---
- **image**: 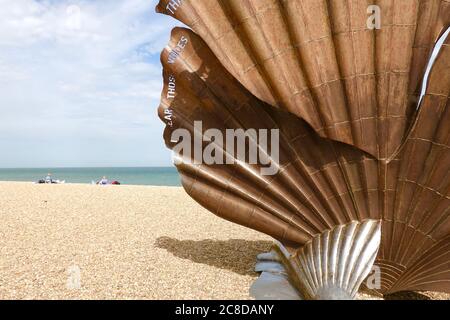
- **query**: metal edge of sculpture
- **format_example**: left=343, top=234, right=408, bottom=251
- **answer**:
left=155, top=1, right=450, bottom=299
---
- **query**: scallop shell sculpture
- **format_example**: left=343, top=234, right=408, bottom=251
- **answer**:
left=378, top=32, right=450, bottom=294
left=251, top=220, right=382, bottom=300
left=157, top=26, right=450, bottom=297
left=285, top=220, right=382, bottom=300
left=157, top=0, right=450, bottom=160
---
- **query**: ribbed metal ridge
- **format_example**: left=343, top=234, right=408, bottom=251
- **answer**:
left=156, top=20, right=450, bottom=294
left=156, top=0, right=450, bottom=160
left=287, top=220, right=381, bottom=299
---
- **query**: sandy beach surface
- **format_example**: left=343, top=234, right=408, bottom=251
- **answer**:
left=0, top=182, right=448, bottom=300
left=0, top=182, right=273, bottom=300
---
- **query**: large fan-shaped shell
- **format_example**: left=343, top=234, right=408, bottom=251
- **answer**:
left=157, top=27, right=450, bottom=294
left=377, top=33, right=450, bottom=293
left=156, top=0, right=450, bottom=160
left=159, top=27, right=382, bottom=247
left=251, top=220, right=381, bottom=300
left=284, top=220, right=381, bottom=300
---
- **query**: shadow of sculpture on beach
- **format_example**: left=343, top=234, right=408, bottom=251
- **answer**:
left=155, top=237, right=273, bottom=276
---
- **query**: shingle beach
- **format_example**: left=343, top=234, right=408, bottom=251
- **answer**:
left=0, top=182, right=447, bottom=300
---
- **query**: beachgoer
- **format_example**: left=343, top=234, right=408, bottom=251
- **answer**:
left=98, top=176, right=109, bottom=185
left=45, top=173, right=52, bottom=184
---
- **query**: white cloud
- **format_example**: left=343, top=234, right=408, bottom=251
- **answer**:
left=0, top=0, right=182, bottom=167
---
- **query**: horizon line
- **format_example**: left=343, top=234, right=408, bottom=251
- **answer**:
left=0, top=166, right=176, bottom=170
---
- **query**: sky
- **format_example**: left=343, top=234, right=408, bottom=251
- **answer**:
left=0, top=0, right=181, bottom=168
left=0, top=1, right=448, bottom=169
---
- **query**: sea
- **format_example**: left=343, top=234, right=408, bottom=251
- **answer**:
left=0, top=167, right=182, bottom=187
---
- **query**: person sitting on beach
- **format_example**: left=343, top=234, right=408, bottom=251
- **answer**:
left=98, top=176, right=109, bottom=185
left=45, top=173, right=53, bottom=184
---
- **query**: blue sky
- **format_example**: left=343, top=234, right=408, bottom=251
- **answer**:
left=1, top=1, right=448, bottom=169
left=0, top=0, right=181, bottom=168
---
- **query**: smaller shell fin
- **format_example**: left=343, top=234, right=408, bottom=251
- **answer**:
left=287, top=220, right=382, bottom=300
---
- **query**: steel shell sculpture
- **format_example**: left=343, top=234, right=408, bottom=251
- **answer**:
left=156, top=1, right=450, bottom=299
left=284, top=220, right=382, bottom=300
left=251, top=220, right=382, bottom=300
left=157, top=0, right=450, bottom=160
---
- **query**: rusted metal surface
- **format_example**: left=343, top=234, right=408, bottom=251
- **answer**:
left=157, top=26, right=450, bottom=295
left=159, top=0, right=450, bottom=293
left=376, top=32, right=450, bottom=294
left=156, top=0, right=450, bottom=161
left=158, top=27, right=383, bottom=248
